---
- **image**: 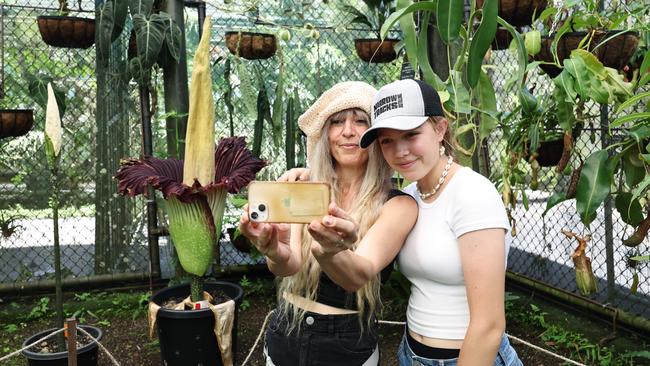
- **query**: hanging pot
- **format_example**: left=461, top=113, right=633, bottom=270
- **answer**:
left=535, top=30, right=639, bottom=78
left=531, top=138, right=564, bottom=167
left=150, top=281, right=244, bottom=366
left=37, top=15, right=95, bottom=49
left=225, top=31, right=277, bottom=60
left=476, top=0, right=547, bottom=27
left=22, top=325, right=102, bottom=366
left=354, top=39, right=399, bottom=63
left=0, top=109, right=34, bottom=139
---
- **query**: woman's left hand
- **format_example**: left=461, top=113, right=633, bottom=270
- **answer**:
left=307, top=203, right=358, bottom=257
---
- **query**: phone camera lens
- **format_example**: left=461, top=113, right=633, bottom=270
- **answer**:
left=258, top=204, right=266, bottom=212
left=251, top=212, right=259, bottom=220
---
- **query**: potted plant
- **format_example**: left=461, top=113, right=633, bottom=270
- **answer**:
left=225, top=31, right=278, bottom=60
left=37, top=0, right=96, bottom=49
left=340, top=0, right=400, bottom=63
left=533, top=0, right=643, bottom=77
left=21, top=84, right=102, bottom=365
left=115, top=18, right=265, bottom=366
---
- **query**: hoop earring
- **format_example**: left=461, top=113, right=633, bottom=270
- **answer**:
left=439, top=145, right=445, bottom=156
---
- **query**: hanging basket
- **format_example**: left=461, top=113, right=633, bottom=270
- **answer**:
left=37, top=15, right=95, bottom=49
left=532, top=138, right=564, bottom=167
left=354, top=39, right=399, bottom=63
left=476, top=0, right=547, bottom=27
left=0, top=109, right=34, bottom=139
left=225, top=31, right=277, bottom=60
left=535, top=31, right=639, bottom=78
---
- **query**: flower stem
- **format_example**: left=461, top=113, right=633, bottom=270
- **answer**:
left=190, top=275, right=204, bottom=302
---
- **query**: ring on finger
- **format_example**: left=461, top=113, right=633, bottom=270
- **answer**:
left=336, top=237, right=346, bottom=248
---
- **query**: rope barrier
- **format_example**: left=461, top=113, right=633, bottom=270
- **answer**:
left=0, top=326, right=122, bottom=366
left=241, top=310, right=274, bottom=366
left=0, top=327, right=66, bottom=362
left=506, top=334, right=587, bottom=366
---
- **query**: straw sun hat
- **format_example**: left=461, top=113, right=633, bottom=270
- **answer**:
left=298, top=81, right=377, bottom=164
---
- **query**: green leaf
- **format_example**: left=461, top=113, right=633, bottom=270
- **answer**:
left=111, top=0, right=129, bottom=41
left=417, top=11, right=446, bottom=91
left=543, top=192, right=568, bottom=216
left=271, top=49, right=285, bottom=148
left=614, top=192, right=643, bottom=226
left=616, top=91, right=650, bottom=113
left=133, top=14, right=166, bottom=70
left=628, top=125, right=650, bottom=145
left=96, top=1, right=115, bottom=63
left=631, top=174, right=650, bottom=202
left=396, top=0, right=419, bottom=73
left=611, top=112, right=650, bottom=129
left=26, top=73, right=66, bottom=118
left=563, top=54, right=609, bottom=104
left=638, top=49, right=650, bottom=87
left=380, top=1, right=437, bottom=40
left=128, top=0, right=153, bottom=16
left=477, top=70, right=498, bottom=142
left=437, top=0, right=464, bottom=44
left=553, top=86, right=575, bottom=133
left=630, top=255, right=650, bottom=262
left=576, top=150, right=613, bottom=227
left=447, top=70, right=471, bottom=114
left=237, top=60, right=258, bottom=120
left=128, top=56, right=148, bottom=86
left=467, top=0, right=497, bottom=88
left=157, top=12, right=182, bottom=62
left=622, top=146, right=645, bottom=188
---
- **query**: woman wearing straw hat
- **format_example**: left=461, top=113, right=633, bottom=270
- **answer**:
left=239, top=81, right=417, bottom=365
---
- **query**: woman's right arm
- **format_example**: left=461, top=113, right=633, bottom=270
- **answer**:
left=238, top=205, right=304, bottom=276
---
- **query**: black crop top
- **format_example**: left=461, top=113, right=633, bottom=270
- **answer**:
left=314, top=189, right=413, bottom=310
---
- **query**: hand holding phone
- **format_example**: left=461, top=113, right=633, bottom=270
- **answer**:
left=247, top=181, right=331, bottom=223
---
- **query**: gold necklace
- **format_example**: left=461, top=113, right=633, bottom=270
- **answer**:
left=417, top=155, right=453, bottom=200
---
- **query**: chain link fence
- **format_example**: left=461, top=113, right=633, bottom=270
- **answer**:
left=1, top=0, right=648, bottom=328
left=488, top=47, right=650, bottom=322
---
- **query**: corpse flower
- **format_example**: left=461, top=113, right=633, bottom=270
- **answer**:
left=115, top=16, right=265, bottom=301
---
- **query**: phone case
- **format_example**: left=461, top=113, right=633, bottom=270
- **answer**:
left=247, top=181, right=331, bottom=223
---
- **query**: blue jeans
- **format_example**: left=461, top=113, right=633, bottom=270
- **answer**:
left=397, top=331, right=523, bottom=366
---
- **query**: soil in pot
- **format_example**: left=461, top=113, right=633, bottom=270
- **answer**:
left=37, top=16, right=95, bottom=49
left=150, top=281, right=244, bottom=366
left=535, top=31, right=639, bottom=78
left=0, top=109, right=34, bottom=139
left=225, top=32, right=277, bottom=60
left=22, top=325, right=102, bottom=366
left=354, top=39, right=399, bottom=63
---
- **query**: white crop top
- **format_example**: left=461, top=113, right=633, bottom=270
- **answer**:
left=397, top=167, right=510, bottom=340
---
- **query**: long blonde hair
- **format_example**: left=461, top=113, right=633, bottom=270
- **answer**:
left=277, top=108, right=393, bottom=331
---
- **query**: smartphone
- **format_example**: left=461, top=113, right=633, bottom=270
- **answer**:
left=247, top=181, right=331, bottom=223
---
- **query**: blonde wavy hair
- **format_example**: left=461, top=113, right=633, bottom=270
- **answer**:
left=277, top=108, right=393, bottom=332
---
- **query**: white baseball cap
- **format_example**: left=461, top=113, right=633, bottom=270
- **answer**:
left=360, top=79, right=444, bottom=148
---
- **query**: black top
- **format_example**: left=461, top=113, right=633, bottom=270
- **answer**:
left=315, top=189, right=413, bottom=310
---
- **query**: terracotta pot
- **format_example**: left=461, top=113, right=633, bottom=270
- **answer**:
left=535, top=31, right=639, bottom=78
left=354, top=39, right=399, bottom=63
left=37, top=15, right=95, bottom=49
left=476, top=0, right=547, bottom=27
left=225, top=31, right=277, bottom=60
left=0, top=109, right=34, bottom=139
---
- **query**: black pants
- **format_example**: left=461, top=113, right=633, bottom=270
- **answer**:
left=264, top=309, right=378, bottom=366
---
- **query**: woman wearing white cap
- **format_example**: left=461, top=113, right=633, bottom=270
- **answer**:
left=356, top=79, right=522, bottom=365
left=239, top=81, right=417, bottom=365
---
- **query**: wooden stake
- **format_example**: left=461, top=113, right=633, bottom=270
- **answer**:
left=66, top=318, right=77, bottom=366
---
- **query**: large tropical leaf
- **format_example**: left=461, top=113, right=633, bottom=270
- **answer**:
left=466, top=0, right=497, bottom=87
left=396, top=0, right=419, bottom=74
left=576, top=150, right=614, bottom=226
left=133, top=14, right=166, bottom=70
left=622, top=145, right=645, bottom=188
left=157, top=12, right=182, bottom=62
left=543, top=191, right=568, bottom=216
left=96, top=1, right=115, bottom=63
left=128, top=0, right=153, bottom=16
left=563, top=53, right=609, bottom=104
left=437, top=0, right=464, bottom=44
left=447, top=70, right=471, bottom=114
left=417, top=11, right=446, bottom=91
left=111, top=0, right=129, bottom=41
left=380, top=1, right=437, bottom=40
left=26, top=73, right=66, bottom=118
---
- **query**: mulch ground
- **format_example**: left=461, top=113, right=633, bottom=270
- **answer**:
left=1, top=277, right=645, bottom=365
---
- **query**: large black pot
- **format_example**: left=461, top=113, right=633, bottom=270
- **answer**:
left=150, top=281, right=244, bottom=366
left=21, top=325, right=102, bottom=366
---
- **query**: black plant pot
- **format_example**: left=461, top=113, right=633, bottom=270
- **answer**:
left=22, top=325, right=102, bottom=366
left=150, top=281, right=244, bottom=366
